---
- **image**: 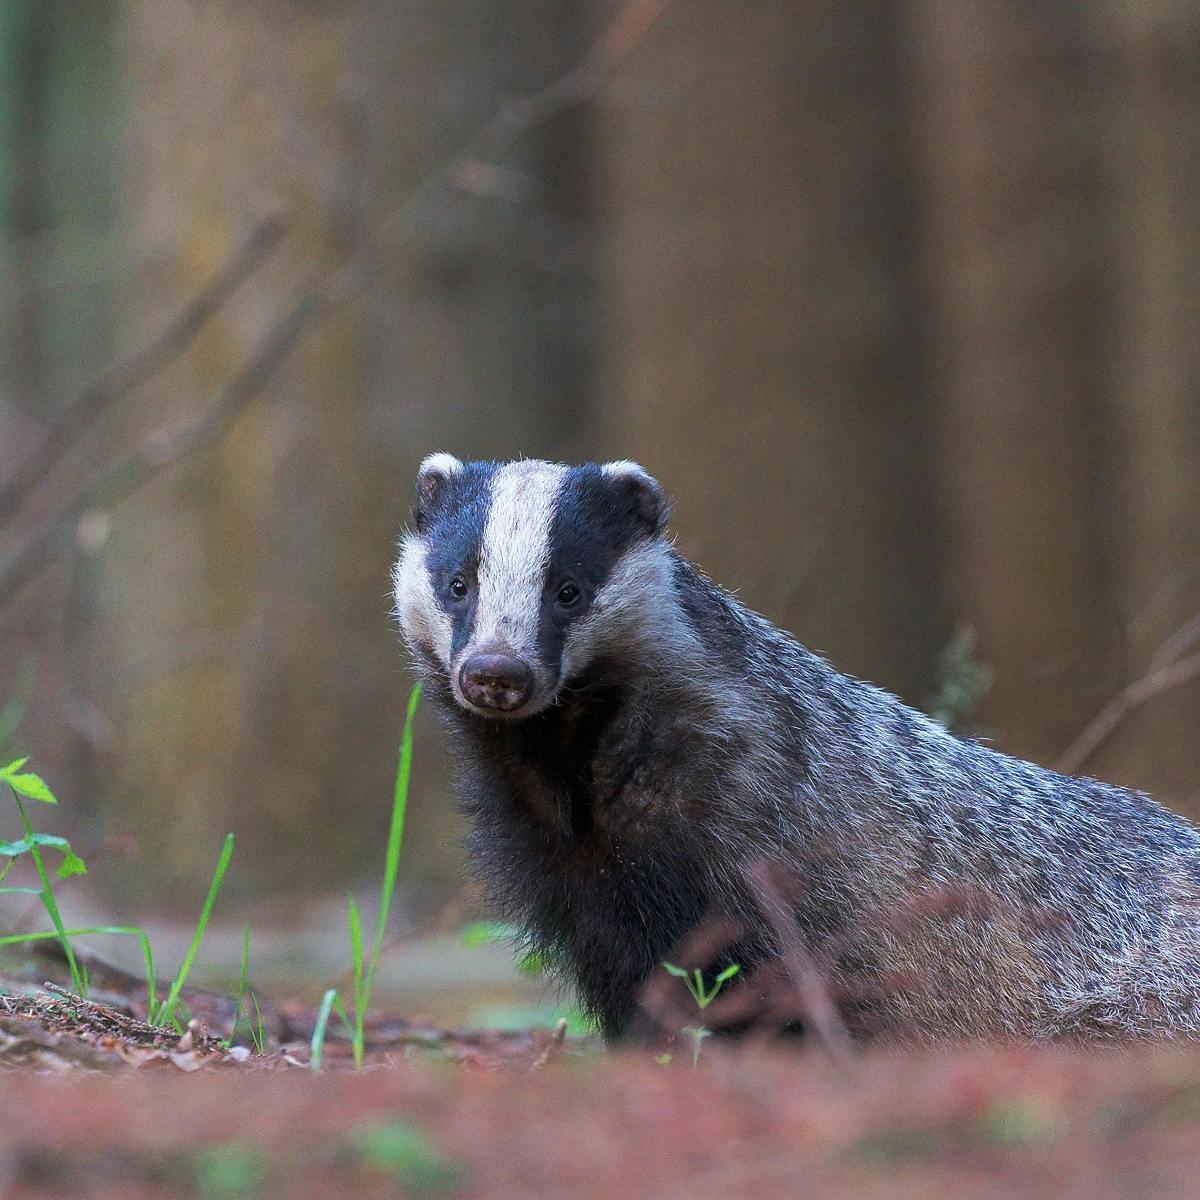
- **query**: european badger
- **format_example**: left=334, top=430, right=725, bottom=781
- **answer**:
left=394, top=453, right=1200, bottom=1042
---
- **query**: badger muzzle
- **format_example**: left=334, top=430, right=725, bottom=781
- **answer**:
left=457, top=651, right=536, bottom=715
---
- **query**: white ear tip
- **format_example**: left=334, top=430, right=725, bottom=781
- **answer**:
left=601, top=459, right=652, bottom=482
left=418, top=452, right=464, bottom=479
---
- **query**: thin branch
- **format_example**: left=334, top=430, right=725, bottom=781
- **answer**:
left=0, top=279, right=337, bottom=609
left=458, top=0, right=670, bottom=167
left=380, top=0, right=671, bottom=232
left=745, top=860, right=853, bottom=1060
left=1057, top=647, right=1200, bottom=777
left=0, top=214, right=287, bottom=526
left=529, top=1017, right=569, bottom=1071
left=0, top=0, right=669, bottom=606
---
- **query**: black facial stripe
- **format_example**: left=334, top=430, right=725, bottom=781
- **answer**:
left=537, top=466, right=650, bottom=676
left=422, top=461, right=498, bottom=660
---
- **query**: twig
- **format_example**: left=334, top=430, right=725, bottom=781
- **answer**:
left=745, top=860, right=853, bottom=1060
left=0, top=214, right=287, bottom=526
left=457, top=0, right=670, bottom=168
left=379, top=0, right=671, bottom=237
left=1056, top=648, right=1200, bottom=776
left=529, top=1017, right=569, bottom=1071
left=0, top=0, right=669, bottom=607
left=0, top=280, right=335, bottom=608
left=39, top=981, right=166, bottom=1043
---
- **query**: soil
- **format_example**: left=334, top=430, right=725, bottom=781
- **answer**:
left=3, top=971, right=1200, bottom=1199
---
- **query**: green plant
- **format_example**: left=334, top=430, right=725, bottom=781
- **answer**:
left=190, top=1140, right=271, bottom=1198
left=310, top=986, right=338, bottom=1070
left=157, top=832, right=234, bottom=1028
left=661, top=960, right=740, bottom=1066
left=1, top=755, right=234, bottom=1029
left=927, top=624, right=993, bottom=735
left=662, top=960, right=739, bottom=1009
left=316, top=682, right=421, bottom=1070
left=223, top=926, right=266, bottom=1053
left=349, top=1119, right=467, bottom=1193
left=1, top=757, right=89, bottom=994
left=0, top=924, right=157, bottom=1013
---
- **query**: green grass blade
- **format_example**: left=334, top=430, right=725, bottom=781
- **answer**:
left=332, top=992, right=353, bottom=1038
left=370, top=682, right=421, bottom=966
left=222, top=926, right=253, bottom=1048
left=251, top=991, right=265, bottom=1055
left=10, top=791, right=83, bottom=994
left=348, top=895, right=365, bottom=1067
left=157, top=832, right=234, bottom=1028
left=311, top=987, right=338, bottom=1071
left=0, top=925, right=157, bottom=1016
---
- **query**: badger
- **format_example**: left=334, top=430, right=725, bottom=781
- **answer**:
left=393, top=453, right=1200, bottom=1043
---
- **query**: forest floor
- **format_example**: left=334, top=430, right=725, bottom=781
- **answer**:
left=3, top=963, right=1200, bottom=1200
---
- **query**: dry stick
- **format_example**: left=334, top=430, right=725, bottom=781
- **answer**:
left=457, top=0, right=670, bottom=167
left=376, top=0, right=672, bottom=242
left=745, top=860, right=853, bottom=1061
left=529, top=1018, right=569, bottom=1071
left=0, top=283, right=334, bottom=610
left=39, top=981, right=173, bottom=1043
left=0, top=214, right=287, bottom=526
left=1056, top=648, right=1200, bottom=777
left=0, top=0, right=667, bottom=609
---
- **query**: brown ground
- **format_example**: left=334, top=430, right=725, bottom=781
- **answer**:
left=4, top=980, right=1200, bottom=1200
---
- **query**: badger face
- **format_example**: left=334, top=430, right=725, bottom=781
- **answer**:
left=393, top=454, right=672, bottom=720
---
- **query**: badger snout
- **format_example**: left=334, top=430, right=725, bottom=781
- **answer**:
left=458, top=653, right=535, bottom=714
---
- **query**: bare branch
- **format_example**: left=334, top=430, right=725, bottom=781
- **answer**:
left=1057, top=645, right=1200, bottom=776
left=0, top=0, right=670, bottom=607
left=0, top=281, right=334, bottom=609
left=745, top=860, right=853, bottom=1060
left=0, top=214, right=287, bottom=526
left=380, top=0, right=671, bottom=232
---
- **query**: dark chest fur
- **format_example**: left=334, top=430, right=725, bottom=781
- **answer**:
left=443, top=673, right=727, bottom=1036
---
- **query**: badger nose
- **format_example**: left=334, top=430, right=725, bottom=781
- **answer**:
left=459, top=653, right=535, bottom=713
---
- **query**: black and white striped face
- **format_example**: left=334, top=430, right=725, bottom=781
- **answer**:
left=393, top=455, right=672, bottom=719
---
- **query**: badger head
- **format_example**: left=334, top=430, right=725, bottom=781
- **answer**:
left=393, top=454, right=673, bottom=720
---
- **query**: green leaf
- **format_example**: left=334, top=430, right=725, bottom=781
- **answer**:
left=461, top=920, right=522, bottom=948
left=0, top=885, right=44, bottom=895
left=715, top=963, right=741, bottom=984
left=0, top=757, right=29, bottom=779
left=56, top=849, right=88, bottom=878
left=0, top=833, right=70, bottom=857
left=5, top=772, right=56, bottom=804
left=661, top=961, right=689, bottom=978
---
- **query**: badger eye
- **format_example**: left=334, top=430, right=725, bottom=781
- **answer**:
left=448, top=576, right=469, bottom=600
left=556, top=581, right=581, bottom=609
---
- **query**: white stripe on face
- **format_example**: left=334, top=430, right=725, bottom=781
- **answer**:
left=393, top=534, right=453, bottom=667
left=470, top=460, right=567, bottom=663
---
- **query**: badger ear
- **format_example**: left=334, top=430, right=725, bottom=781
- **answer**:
left=602, top=460, right=671, bottom=534
left=414, top=453, right=464, bottom=531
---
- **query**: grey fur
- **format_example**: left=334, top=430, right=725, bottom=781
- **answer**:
left=395, top=457, right=1200, bottom=1043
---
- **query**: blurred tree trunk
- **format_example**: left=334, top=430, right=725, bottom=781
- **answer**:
left=99, top=0, right=595, bottom=902
left=1096, top=1, right=1200, bottom=806
left=595, top=0, right=948, bottom=705
left=905, top=3, right=1121, bottom=764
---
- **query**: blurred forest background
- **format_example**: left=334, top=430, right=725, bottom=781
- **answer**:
left=1, top=0, right=1198, bottom=960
